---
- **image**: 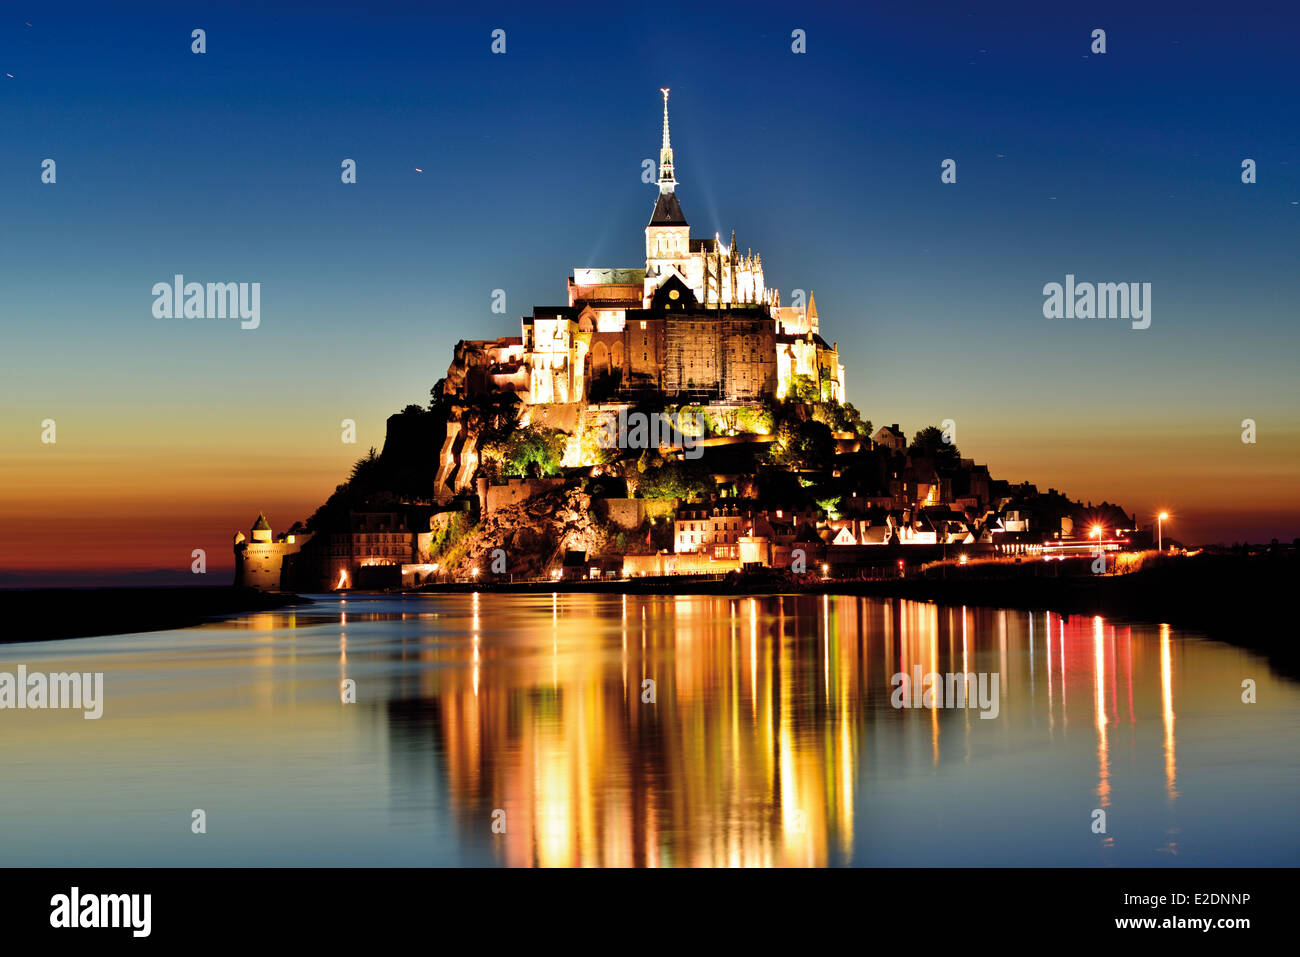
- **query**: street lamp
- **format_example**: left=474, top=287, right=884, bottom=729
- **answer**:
left=1157, top=512, right=1169, bottom=552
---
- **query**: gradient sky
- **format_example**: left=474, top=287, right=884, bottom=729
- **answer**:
left=2, top=1, right=1297, bottom=582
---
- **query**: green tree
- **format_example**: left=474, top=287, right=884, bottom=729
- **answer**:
left=578, top=420, right=617, bottom=468
left=816, top=495, right=844, bottom=521
left=503, top=425, right=565, bottom=477
left=785, top=374, right=820, bottom=404
left=842, top=402, right=871, bottom=437
left=736, top=406, right=775, bottom=435
left=639, top=460, right=713, bottom=501
left=909, top=425, right=961, bottom=467
left=811, top=400, right=870, bottom=436
left=769, top=419, right=834, bottom=471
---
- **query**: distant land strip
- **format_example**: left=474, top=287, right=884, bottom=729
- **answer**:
left=0, top=587, right=310, bottom=644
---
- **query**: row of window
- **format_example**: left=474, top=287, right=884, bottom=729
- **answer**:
left=680, top=532, right=741, bottom=544
left=328, top=547, right=409, bottom=557
left=675, top=542, right=741, bottom=558
left=679, top=521, right=744, bottom=532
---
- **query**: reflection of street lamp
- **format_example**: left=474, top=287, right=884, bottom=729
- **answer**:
left=1157, top=512, right=1169, bottom=552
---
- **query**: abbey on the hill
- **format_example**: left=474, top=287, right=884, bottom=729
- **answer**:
left=440, top=88, right=845, bottom=431
left=234, top=90, right=1146, bottom=594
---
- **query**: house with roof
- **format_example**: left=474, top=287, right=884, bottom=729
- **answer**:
left=873, top=423, right=907, bottom=453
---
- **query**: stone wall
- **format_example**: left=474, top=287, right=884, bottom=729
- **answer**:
left=484, top=477, right=567, bottom=516
left=525, top=402, right=582, bottom=433
left=603, top=498, right=644, bottom=529
left=234, top=533, right=312, bottom=592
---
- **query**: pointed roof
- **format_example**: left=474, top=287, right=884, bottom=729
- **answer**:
left=252, top=512, right=271, bottom=531
left=650, top=272, right=698, bottom=309
left=807, top=292, right=818, bottom=319
left=650, top=190, right=687, bottom=226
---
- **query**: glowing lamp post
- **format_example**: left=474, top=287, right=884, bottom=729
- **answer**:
left=1090, top=525, right=1105, bottom=571
left=1157, top=512, right=1169, bottom=552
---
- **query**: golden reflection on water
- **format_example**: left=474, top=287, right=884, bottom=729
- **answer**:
left=1161, top=623, right=1177, bottom=801
left=347, top=594, right=1208, bottom=867
left=23, top=593, right=1293, bottom=866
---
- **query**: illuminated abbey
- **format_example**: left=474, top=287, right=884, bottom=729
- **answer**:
left=233, top=91, right=1140, bottom=593
left=442, top=89, right=847, bottom=416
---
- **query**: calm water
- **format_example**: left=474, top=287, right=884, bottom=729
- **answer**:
left=2, top=593, right=1296, bottom=867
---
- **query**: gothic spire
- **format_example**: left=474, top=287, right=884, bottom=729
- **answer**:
left=658, top=88, right=676, bottom=194
left=648, top=88, right=687, bottom=226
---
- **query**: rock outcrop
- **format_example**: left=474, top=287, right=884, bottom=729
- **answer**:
left=438, top=485, right=608, bottom=578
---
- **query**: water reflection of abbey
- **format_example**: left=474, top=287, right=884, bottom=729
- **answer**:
left=360, top=595, right=1180, bottom=866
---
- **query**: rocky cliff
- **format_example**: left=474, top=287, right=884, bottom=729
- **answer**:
left=434, top=485, right=609, bottom=578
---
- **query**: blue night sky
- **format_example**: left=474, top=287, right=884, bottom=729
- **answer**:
left=2, top=1, right=1297, bottom=575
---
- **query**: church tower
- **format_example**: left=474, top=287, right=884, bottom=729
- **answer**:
left=645, top=89, right=691, bottom=286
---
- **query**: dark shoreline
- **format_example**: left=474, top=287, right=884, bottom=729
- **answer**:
left=3, top=556, right=1294, bottom=677
left=0, top=587, right=310, bottom=644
